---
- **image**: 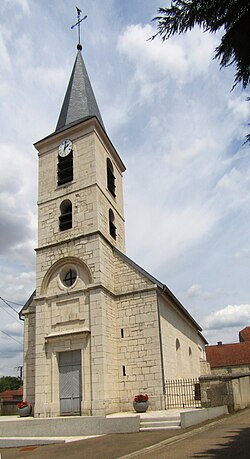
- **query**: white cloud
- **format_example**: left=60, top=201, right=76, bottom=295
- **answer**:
left=126, top=195, right=216, bottom=270
left=0, top=30, right=11, bottom=72
left=116, top=20, right=250, bottom=281
left=0, top=334, right=23, bottom=377
left=228, top=94, right=250, bottom=122
left=235, top=247, right=250, bottom=259
left=0, top=266, right=35, bottom=304
left=186, top=284, right=211, bottom=300
left=204, top=304, right=250, bottom=330
left=1, top=0, right=31, bottom=15
left=25, top=66, right=67, bottom=91
left=15, top=0, right=31, bottom=15
left=204, top=327, right=241, bottom=345
left=117, top=23, right=218, bottom=101
left=212, top=167, right=250, bottom=213
left=0, top=143, right=37, bottom=269
left=3, top=322, right=23, bottom=338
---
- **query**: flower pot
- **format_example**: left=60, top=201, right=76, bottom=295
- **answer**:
left=17, top=405, right=32, bottom=417
left=133, top=400, right=149, bottom=413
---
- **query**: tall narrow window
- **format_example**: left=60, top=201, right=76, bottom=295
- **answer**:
left=57, top=151, right=73, bottom=186
left=109, top=209, right=116, bottom=240
left=176, top=338, right=181, bottom=378
left=59, top=199, right=72, bottom=231
left=107, top=158, right=116, bottom=197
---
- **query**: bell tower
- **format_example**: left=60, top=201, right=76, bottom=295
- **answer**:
left=36, top=49, right=126, bottom=257
left=22, top=12, right=208, bottom=418
left=31, top=44, right=126, bottom=416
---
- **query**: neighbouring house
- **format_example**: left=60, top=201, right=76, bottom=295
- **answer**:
left=0, top=386, right=23, bottom=401
left=20, top=37, right=208, bottom=418
left=205, top=327, right=250, bottom=376
left=0, top=386, right=23, bottom=416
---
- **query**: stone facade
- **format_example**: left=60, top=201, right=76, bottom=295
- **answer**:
left=22, top=51, right=208, bottom=417
left=210, top=365, right=250, bottom=376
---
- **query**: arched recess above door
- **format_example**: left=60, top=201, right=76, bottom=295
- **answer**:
left=41, top=257, right=93, bottom=296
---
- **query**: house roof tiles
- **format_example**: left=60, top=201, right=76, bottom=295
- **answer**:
left=206, top=340, right=250, bottom=368
left=239, top=326, right=250, bottom=342
left=0, top=386, right=23, bottom=400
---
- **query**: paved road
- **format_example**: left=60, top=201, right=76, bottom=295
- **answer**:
left=135, top=408, right=250, bottom=459
left=1, top=409, right=249, bottom=459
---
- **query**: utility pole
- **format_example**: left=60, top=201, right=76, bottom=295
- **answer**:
left=16, top=366, right=23, bottom=385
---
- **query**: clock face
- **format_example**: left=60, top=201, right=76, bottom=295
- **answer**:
left=58, top=139, right=72, bottom=157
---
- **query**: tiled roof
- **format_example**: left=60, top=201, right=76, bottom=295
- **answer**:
left=55, top=50, right=104, bottom=132
left=0, top=386, right=23, bottom=400
left=205, top=342, right=250, bottom=368
left=239, top=326, right=250, bottom=342
left=19, top=290, right=36, bottom=319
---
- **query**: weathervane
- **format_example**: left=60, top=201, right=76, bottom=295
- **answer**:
left=71, top=6, right=87, bottom=50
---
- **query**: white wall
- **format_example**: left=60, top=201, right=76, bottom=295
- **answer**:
left=159, top=296, right=206, bottom=380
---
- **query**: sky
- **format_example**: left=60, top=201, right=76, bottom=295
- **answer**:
left=0, top=0, right=250, bottom=377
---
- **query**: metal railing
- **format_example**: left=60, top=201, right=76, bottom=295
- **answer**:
left=165, top=378, right=201, bottom=409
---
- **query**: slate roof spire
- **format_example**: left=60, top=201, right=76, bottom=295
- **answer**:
left=55, top=49, right=105, bottom=132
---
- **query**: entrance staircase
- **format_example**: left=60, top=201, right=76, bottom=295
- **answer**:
left=139, top=413, right=181, bottom=431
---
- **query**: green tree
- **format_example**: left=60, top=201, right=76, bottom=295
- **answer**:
left=152, top=0, right=250, bottom=141
left=0, top=376, right=21, bottom=393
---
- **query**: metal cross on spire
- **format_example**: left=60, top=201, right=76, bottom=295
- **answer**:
left=71, top=6, right=87, bottom=51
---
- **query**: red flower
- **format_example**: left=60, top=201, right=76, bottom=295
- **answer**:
left=134, top=394, right=148, bottom=402
left=17, top=401, right=30, bottom=409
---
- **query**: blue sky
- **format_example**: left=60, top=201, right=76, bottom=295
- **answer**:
left=0, top=0, right=250, bottom=376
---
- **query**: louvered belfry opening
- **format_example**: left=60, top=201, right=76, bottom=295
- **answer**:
left=107, top=158, right=116, bottom=197
left=59, top=199, right=72, bottom=231
left=109, top=209, right=117, bottom=240
left=57, top=152, right=73, bottom=186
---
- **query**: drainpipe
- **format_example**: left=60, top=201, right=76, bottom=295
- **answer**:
left=156, top=289, right=167, bottom=410
left=89, top=293, right=93, bottom=416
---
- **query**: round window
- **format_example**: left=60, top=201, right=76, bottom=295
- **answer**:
left=62, top=268, right=77, bottom=287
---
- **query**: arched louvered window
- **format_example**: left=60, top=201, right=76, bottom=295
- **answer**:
left=107, top=158, right=116, bottom=197
left=57, top=151, right=73, bottom=186
left=59, top=199, right=72, bottom=231
left=109, top=209, right=116, bottom=240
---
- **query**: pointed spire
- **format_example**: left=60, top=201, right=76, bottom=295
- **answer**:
left=55, top=50, right=105, bottom=132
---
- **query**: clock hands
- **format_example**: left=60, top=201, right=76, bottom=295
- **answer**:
left=58, top=139, right=72, bottom=157
left=64, top=140, right=70, bottom=151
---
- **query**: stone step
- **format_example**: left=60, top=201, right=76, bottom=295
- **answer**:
left=141, top=416, right=180, bottom=423
left=139, top=416, right=181, bottom=431
left=140, top=420, right=180, bottom=428
left=140, top=426, right=181, bottom=431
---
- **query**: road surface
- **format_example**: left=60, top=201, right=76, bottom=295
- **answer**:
left=137, top=408, right=250, bottom=459
left=1, top=409, right=249, bottom=459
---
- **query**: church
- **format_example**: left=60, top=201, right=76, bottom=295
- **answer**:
left=20, top=38, right=207, bottom=417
